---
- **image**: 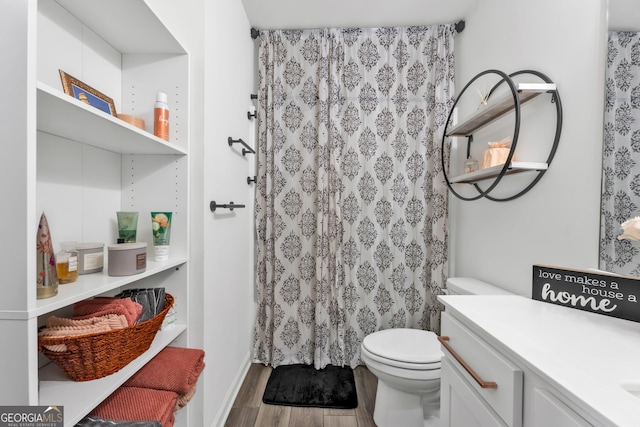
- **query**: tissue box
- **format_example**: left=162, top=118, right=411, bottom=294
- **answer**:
left=481, top=137, right=514, bottom=169
left=481, top=147, right=513, bottom=169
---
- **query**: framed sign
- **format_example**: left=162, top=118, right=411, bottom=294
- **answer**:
left=532, top=264, right=640, bottom=323
left=59, top=70, right=117, bottom=116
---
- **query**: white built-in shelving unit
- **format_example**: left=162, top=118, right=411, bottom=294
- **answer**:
left=1, top=1, right=191, bottom=425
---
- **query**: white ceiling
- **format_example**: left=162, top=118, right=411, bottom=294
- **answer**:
left=242, top=0, right=638, bottom=32
left=240, top=0, right=478, bottom=31
left=609, top=0, right=640, bottom=30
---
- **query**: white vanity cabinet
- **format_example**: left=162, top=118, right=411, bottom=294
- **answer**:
left=438, top=295, right=640, bottom=427
left=440, top=311, right=523, bottom=427
left=440, top=358, right=508, bottom=427
left=527, top=380, right=592, bottom=426
left=1, top=1, right=192, bottom=426
left=440, top=313, right=588, bottom=427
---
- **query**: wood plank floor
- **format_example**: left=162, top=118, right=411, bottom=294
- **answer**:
left=225, top=364, right=378, bottom=427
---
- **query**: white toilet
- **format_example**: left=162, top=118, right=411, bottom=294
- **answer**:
left=361, top=277, right=513, bottom=427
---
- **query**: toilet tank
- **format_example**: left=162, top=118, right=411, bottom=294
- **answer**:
left=446, top=277, right=514, bottom=296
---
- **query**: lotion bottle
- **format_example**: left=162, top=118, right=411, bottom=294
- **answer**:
left=154, top=92, right=170, bottom=141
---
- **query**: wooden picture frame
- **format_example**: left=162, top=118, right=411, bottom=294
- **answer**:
left=59, top=70, right=117, bottom=116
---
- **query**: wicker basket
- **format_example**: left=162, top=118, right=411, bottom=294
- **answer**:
left=38, top=294, right=174, bottom=382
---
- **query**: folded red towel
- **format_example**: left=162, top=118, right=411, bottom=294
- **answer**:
left=73, top=297, right=143, bottom=326
left=175, top=384, right=197, bottom=411
left=124, top=346, right=205, bottom=395
left=90, top=386, right=177, bottom=427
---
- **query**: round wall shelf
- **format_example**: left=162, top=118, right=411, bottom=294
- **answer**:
left=441, top=69, right=562, bottom=201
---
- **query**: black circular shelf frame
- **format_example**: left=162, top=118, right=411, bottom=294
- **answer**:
left=440, top=69, right=563, bottom=202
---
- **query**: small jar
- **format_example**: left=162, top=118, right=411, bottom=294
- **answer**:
left=77, top=242, right=104, bottom=275
left=108, top=242, right=147, bottom=276
left=57, top=241, right=79, bottom=284
left=463, top=156, right=479, bottom=174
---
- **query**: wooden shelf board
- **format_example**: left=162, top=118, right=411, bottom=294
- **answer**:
left=447, top=83, right=556, bottom=137
left=450, top=161, right=548, bottom=184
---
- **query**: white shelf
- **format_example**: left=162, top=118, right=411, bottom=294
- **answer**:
left=449, top=161, right=548, bottom=184
left=39, top=323, right=187, bottom=427
left=447, top=83, right=556, bottom=136
left=54, top=0, right=185, bottom=54
left=0, top=256, right=188, bottom=320
left=37, top=82, right=187, bottom=155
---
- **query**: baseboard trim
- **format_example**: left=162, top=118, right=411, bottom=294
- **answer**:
left=210, top=352, right=251, bottom=427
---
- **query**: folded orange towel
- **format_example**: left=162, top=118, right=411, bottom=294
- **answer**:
left=123, top=346, right=205, bottom=395
left=90, top=387, right=177, bottom=427
left=47, top=313, right=128, bottom=329
left=38, top=322, right=111, bottom=352
left=38, top=314, right=128, bottom=352
left=73, top=297, right=142, bottom=326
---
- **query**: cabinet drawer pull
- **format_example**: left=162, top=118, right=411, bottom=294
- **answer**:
left=438, top=335, right=498, bottom=389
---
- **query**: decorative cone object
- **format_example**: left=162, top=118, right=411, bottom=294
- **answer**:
left=37, top=212, right=58, bottom=299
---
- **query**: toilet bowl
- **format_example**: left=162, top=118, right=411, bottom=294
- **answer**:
left=361, top=277, right=513, bottom=427
left=361, top=328, right=443, bottom=427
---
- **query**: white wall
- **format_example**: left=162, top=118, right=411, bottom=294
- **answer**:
left=450, top=0, right=608, bottom=294
left=203, top=1, right=257, bottom=426
left=241, top=0, right=473, bottom=30
left=150, top=2, right=257, bottom=426
left=138, top=1, right=206, bottom=425
left=127, top=1, right=256, bottom=426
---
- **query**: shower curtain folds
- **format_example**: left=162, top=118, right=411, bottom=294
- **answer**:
left=600, top=31, right=640, bottom=276
left=253, top=25, right=455, bottom=369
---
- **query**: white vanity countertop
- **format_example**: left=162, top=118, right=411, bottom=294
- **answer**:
left=438, top=294, right=640, bottom=427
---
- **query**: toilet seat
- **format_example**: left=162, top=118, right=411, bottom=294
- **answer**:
left=361, top=329, right=445, bottom=427
left=362, top=328, right=443, bottom=370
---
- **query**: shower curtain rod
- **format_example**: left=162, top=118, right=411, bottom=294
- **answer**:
left=250, top=20, right=466, bottom=39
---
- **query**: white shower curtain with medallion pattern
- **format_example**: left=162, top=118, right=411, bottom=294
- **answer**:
left=601, top=32, right=640, bottom=275
left=253, top=25, right=454, bottom=369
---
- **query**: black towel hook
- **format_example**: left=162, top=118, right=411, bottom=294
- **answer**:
left=228, top=136, right=255, bottom=155
left=210, top=201, right=246, bottom=212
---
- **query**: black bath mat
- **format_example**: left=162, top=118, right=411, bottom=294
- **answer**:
left=262, top=364, right=358, bottom=409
